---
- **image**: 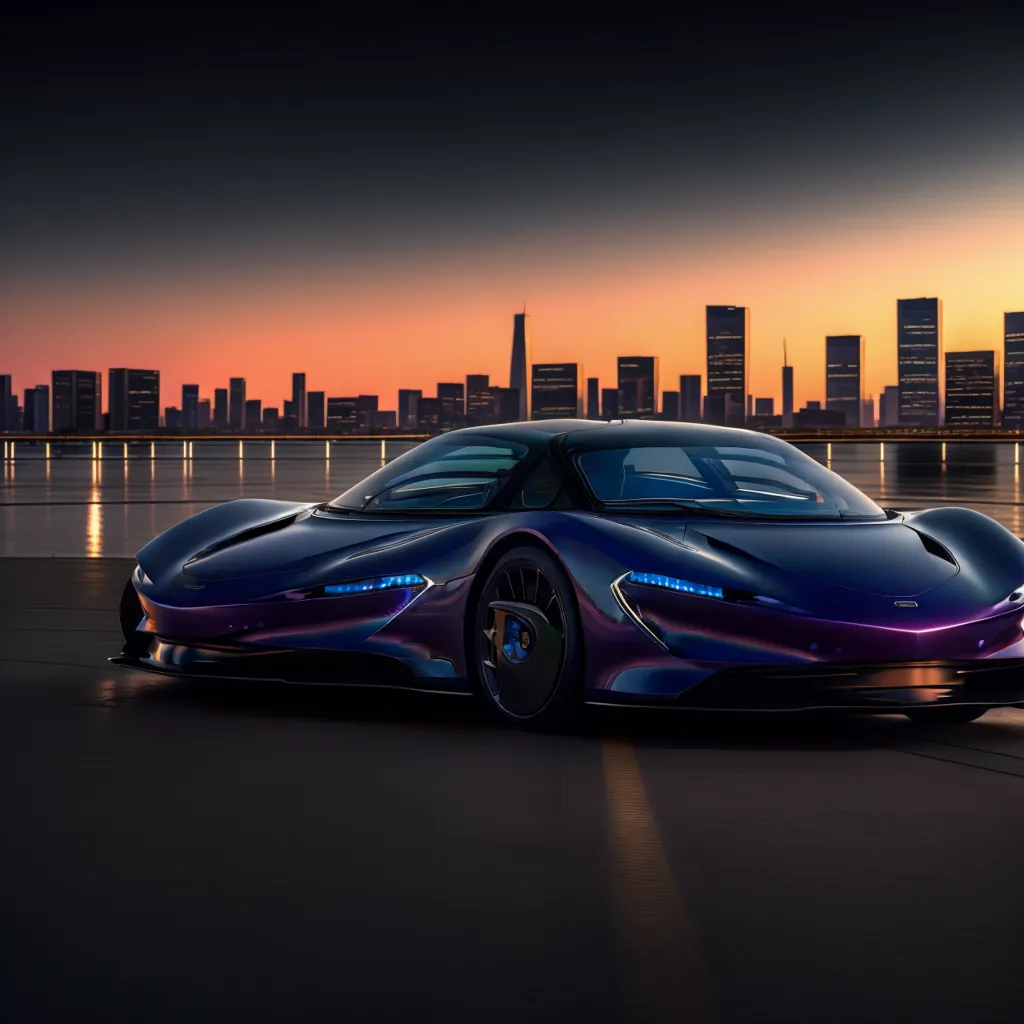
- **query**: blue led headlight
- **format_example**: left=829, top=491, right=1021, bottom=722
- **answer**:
left=625, top=571, right=724, bottom=599
left=324, top=574, right=427, bottom=596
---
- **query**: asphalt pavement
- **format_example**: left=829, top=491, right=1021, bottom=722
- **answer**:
left=1, top=558, right=1023, bottom=1024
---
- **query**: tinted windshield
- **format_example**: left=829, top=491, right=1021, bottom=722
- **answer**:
left=576, top=443, right=884, bottom=519
left=329, top=436, right=529, bottom=512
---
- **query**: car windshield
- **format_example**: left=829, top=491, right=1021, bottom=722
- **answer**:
left=329, top=436, right=530, bottom=512
left=576, top=443, right=885, bottom=519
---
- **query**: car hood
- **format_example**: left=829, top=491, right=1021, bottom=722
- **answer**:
left=183, top=511, right=456, bottom=582
left=656, top=518, right=959, bottom=597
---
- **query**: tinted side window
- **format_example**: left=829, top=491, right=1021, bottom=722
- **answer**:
left=331, top=438, right=529, bottom=511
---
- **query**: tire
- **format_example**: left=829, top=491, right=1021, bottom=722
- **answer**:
left=119, top=578, right=144, bottom=645
left=469, top=545, right=583, bottom=730
left=903, top=705, right=989, bottom=725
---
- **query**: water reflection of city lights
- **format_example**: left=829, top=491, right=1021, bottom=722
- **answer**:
left=86, top=460, right=102, bottom=557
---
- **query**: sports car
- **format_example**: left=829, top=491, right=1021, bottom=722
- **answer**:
left=114, top=419, right=1024, bottom=728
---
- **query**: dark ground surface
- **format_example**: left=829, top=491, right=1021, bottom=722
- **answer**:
left=1, top=559, right=1023, bottom=1023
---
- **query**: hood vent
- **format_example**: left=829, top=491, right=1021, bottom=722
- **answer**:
left=185, top=513, right=299, bottom=565
left=914, top=530, right=958, bottom=566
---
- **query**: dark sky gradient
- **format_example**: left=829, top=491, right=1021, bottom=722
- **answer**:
left=3, top=5, right=1024, bottom=281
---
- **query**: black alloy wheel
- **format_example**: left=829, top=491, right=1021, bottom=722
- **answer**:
left=471, top=546, right=583, bottom=729
left=903, top=704, right=989, bottom=725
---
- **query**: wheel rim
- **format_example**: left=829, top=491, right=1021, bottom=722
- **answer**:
left=478, top=559, right=566, bottom=718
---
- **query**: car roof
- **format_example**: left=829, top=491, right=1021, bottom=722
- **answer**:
left=452, top=418, right=788, bottom=451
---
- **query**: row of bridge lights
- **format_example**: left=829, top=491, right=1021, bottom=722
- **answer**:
left=0, top=439, right=390, bottom=462
left=2, top=438, right=1019, bottom=466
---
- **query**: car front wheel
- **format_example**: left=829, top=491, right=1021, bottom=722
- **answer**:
left=470, top=546, right=583, bottom=730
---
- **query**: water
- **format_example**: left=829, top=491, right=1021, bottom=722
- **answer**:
left=2, top=438, right=1023, bottom=556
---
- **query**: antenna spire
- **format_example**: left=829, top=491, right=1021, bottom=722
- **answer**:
left=783, top=336, right=788, bottom=367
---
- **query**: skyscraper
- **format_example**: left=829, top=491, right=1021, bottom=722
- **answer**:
left=307, top=391, right=326, bottom=431
left=781, top=340, right=794, bottom=429
left=244, top=399, right=261, bottom=429
left=586, top=378, right=600, bottom=419
left=0, top=375, right=11, bottom=432
left=509, top=312, right=531, bottom=421
left=356, top=395, right=379, bottom=431
left=1003, top=312, right=1024, bottom=427
left=398, top=389, right=421, bottom=430
left=754, top=397, right=775, bottom=416
left=531, top=363, right=583, bottom=420
left=945, top=351, right=999, bottom=427
left=197, top=399, right=211, bottom=429
left=601, top=388, right=619, bottom=420
left=679, top=375, right=701, bottom=422
left=437, top=384, right=464, bottom=429
left=109, top=368, right=159, bottom=431
left=213, top=388, right=228, bottom=429
left=127, top=370, right=160, bottom=430
left=706, top=305, right=749, bottom=427
left=825, top=335, right=864, bottom=427
left=617, top=357, right=659, bottom=418
left=416, top=397, right=442, bottom=429
left=182, top=384, right=199, bottom=429
left=292, top=373, right=307, bottom=429
left=326, top=397, right=358, bottom=430
left=879, top=385, right=901, bottom=427
left=466, top=375, right=493, bottom=426
left=22, top=385, right=49, bottom=433
left=108, top=369, right=128, bottom=430
left=52, top=371, right=102, bottom=432
left=229, top=378, right=247, bottom=430
left=897, top=297, right=943, bottom=426
left=661, top=391, right=679, bottom=421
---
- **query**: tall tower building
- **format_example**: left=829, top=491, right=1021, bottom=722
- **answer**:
left=617, top=357, right=659, bottom=418
left=292, top=373, right=307, bottom=429
left=229, top=378, right=247, bottom=430
left=398, top=389, right=422, bottom=430
left=213, top=388, right=228, bottom=429
left=466, top=375, right=493, bottom=426
left=307, top=391, right=326, bottom=431
left=586, top=378, right=600, bottom=419
left=946, top=351, right=999, bottom=427
left=782, top=339, right=794, bottom=429
left=679, top=375, right=701, bottom=422
left=1003, top=312, right=1024, bottom=427
left=52, top=371, right=102, bottom=432
left=532, top=363, right=583, bottom=420
left=182, top=384, right=200, bottom=429
left=0, top=375, right=12, bottom=432
left=706, top=306, right=749, bottom=427
left=897, top=297, right=943, bottom=426
left=825, top=335, right=864, bottom=427
left=509, top=311, right=531, bottom=421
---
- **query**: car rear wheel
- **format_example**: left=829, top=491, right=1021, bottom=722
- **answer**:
left=903, top=705, right=989, bottom=725
left=470, top=546, right=583, bottom=730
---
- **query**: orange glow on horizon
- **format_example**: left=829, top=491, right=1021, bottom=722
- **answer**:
left=3, top=181, right=1023, bottom=415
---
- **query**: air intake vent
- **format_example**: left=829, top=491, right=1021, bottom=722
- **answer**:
left=915, top=531, right=957, bottom=566
left=186, top=514, right=298, bottom=564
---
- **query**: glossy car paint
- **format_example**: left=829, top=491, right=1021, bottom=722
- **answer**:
left=115, top=420, right=1024, bottom=711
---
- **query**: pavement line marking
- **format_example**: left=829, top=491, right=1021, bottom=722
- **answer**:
left=602, top=739, right=718, bottom=1024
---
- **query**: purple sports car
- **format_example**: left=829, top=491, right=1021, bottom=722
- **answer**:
left=114, top=420, right=1024, bottom=728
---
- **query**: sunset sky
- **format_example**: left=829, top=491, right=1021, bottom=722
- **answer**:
left=2, top=8, right=1024, bottom=413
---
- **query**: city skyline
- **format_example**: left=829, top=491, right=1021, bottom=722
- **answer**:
left=5, top=296, right=1024, bottom=427
left=5, top=292, right=1024, bottom=422
left=4, top=299, right=1024, bottom=433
